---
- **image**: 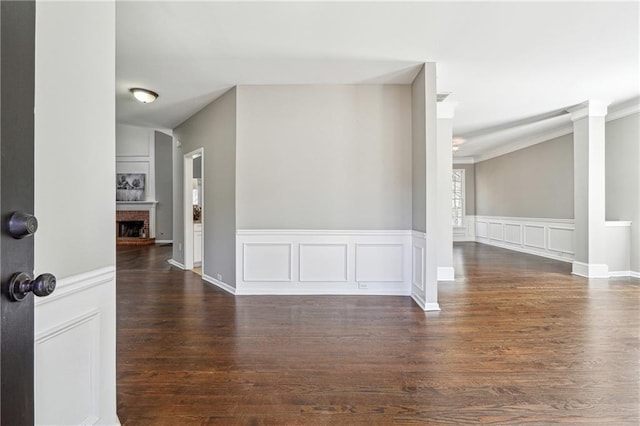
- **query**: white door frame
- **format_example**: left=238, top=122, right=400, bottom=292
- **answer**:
left=183, top=148, right=204, bottom=271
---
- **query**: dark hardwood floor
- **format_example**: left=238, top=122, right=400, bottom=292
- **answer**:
left=116, top=243, right=639, bottom=425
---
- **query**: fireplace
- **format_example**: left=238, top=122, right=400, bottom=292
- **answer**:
left=119, top=221, right=145, bottom=238
left=116, top=210, right=155, bottom=245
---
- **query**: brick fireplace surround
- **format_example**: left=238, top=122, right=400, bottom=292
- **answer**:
left=116, top=210, right=155, bottom=246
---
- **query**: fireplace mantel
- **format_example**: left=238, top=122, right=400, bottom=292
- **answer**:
left=116, top=201, right=158, bottom=207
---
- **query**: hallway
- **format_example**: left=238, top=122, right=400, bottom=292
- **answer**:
left=116, top=243, right=639, bottom=425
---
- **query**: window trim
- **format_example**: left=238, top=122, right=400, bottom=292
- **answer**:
left=452, top=168, right=466, bottom=229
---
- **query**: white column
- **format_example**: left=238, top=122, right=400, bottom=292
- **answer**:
left=436, top=102, right=457, bottom=281
left=570, top=100, right=609, bottom=278
left=423, top=62, right=440, bottom=309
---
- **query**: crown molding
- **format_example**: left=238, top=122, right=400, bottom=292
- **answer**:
left=474, top=125, right=573, bottom=164
left=453, top=156, right=475, bottom=164
left=606, top=100, right=640, bottom=122
left=465, top=98, right=638, bottom=164
left=568, top=100, right=609, bottom=121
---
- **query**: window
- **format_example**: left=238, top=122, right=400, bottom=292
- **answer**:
left=452, top=169, right=465, bottom=227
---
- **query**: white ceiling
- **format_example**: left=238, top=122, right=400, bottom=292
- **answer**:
left=116, top=1, right=639, bottom=158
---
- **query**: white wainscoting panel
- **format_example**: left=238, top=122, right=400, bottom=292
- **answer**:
left=243, top=243, right=292, bottom=282
left=504, top=223, right=522, bottom=245
left=236, top=230, right=412, bottom=295
left=453, top=216, right=476, bottom=242
left=475, top=216, right=574, bottom=262
left=548, top=226, right=574, bottom=255
left=300, top=244, right=348, bottom=282
left=35, top=266, right=119, bottom=426
left=476, top=221, right=488, bottom=239
left=412, top=243, right=425, bottom=291
left=523, top=225, right=546, bottom=249
left=36, top=311, right=100, bottom=425
left=355, top=244, right=404, bottom=282
left=488, top=222, right=504, bottom=240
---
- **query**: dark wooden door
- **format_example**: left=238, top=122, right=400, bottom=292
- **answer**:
left=0, top=1, right=36, bottom=424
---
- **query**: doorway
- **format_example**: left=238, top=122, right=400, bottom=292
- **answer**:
left=183, top=148, right=204, bottom=273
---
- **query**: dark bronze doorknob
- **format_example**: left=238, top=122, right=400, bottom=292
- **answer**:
left=8, top=272, right=56, bottom=302
left=8, top=211, right=38, bottom=239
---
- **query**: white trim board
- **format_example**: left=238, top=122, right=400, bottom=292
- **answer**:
left=572, top=261, right=609, bottom=279
left=610, top=271, right=640, bottom=279
left=437, top=267, right=454, bottom=281
left=202, top=274, right=236, bottom=295
left=35, top=266, right=115, bottom=306
left=167, top=259, right=185, bottom=270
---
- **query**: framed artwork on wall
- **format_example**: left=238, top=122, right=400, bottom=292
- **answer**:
left=116, top=173, right=146, bottom=201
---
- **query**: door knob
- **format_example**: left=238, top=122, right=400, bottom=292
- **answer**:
left=8, top=211, right=38, bottom=239
left=8, top=272, right=56, bottom=302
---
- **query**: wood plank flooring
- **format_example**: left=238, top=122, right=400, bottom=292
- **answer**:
left=116, top=242, right=639, bottom=425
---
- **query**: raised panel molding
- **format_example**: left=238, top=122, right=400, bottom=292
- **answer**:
left=243, top=243, right=292, bottom=282
left=236, top=230, right=412, bottom=296
left=523, top=225, right=546, bottom=249
left=504, top=223, right=522, bottom=245
left=475, top=216, right=574, bottom=263
left=412, top=245, right=424, bottom=290
left=453, top=215, right=476, bottom=242
left=488, top=222, right=503, bottom=240
left=299, top=244, right=348, bottom=282
left=548, top=226, right=575, bottom=254
left=355, top=243, right=404, bottom=282
left=476, top=221, right=488, bottom=238
left=34, top=266, right=118, bottom=425
left=36, top=310, right=101, bottom=425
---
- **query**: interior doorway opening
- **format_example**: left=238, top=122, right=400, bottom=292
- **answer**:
left=183, top=148, right=204, bottom=273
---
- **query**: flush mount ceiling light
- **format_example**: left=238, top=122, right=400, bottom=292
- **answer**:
left=452, top=137, right=466, bottom=146
left=130, top=88, right=158, bottom=104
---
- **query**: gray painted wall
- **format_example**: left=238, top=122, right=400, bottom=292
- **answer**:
left=411, top=68, right=426, bottom=232
left=236, top=85, right=412, bottom=230
left=193, top=155, right=202, bottom=178
left=475, top=134, right=574, bottom=219
left=454, top=163, right=476, bottom=215
left=173, top=88, right=237, bottom=286
left=154, top=131, right=173, bottom=241
left=606, top=112, right=639, bottom=272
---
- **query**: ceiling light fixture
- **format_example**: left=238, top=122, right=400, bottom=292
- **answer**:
left=130, top=88, right=158, bottom=104
left=452, top=137, right=466, bottom=146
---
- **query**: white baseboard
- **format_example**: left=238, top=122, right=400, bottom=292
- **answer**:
left=202, top=274, right=236, bottom=295
left=411, top=293, right=441, bottom=311
left=437, top=266, right=455, bottom=281
left=155, top=240, right=173, bottom=244
left=167, top=259, right=185, bottom=270
left=609, top=270, right=640, bottom=278
left=572, top=261, right=609, bottom=278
